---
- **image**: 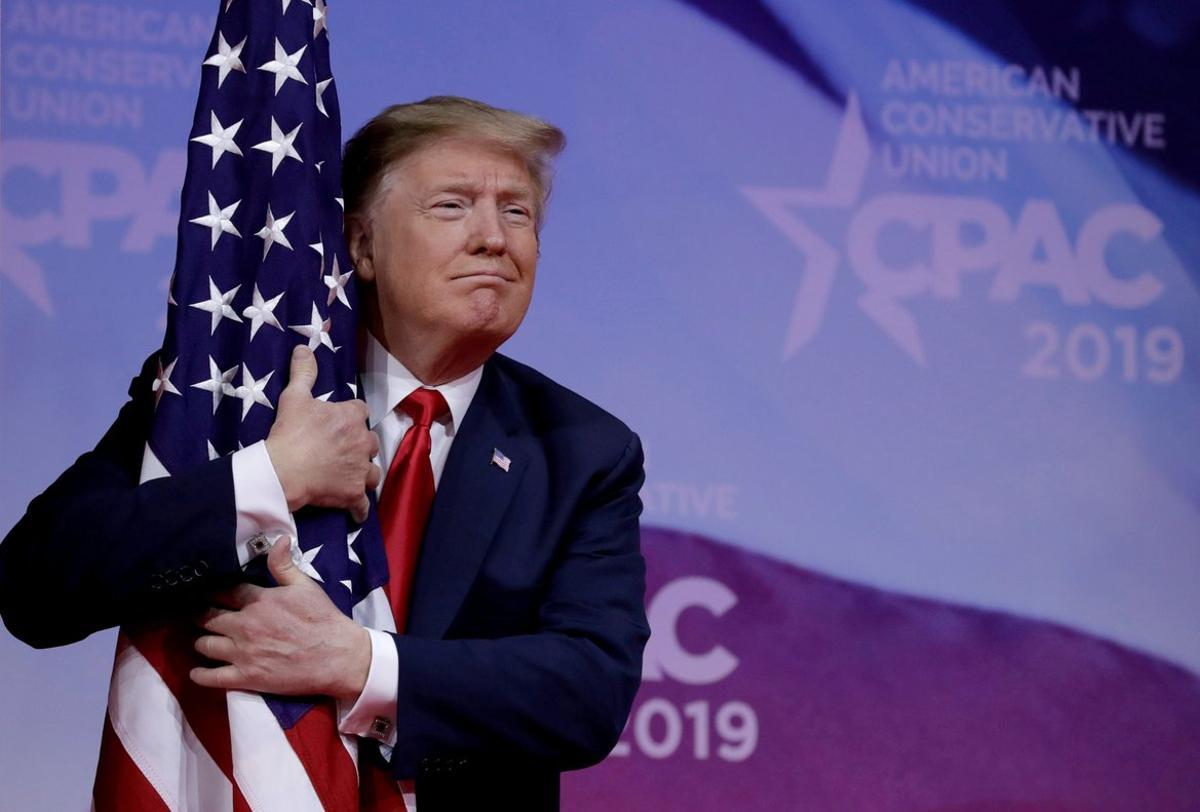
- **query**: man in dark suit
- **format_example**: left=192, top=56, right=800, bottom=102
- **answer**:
left=0, top=96, right=648, bottom=809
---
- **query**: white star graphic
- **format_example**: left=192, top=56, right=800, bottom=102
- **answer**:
left=190, top=356, right=239, bottom=413
left=191, top=112, right=244, bottom=168
left=258, top=38, right=308, bottom=95
left=323, top=255, right=352, bottom=308
left=290, top=303, right=336, bottom=352
left=189, top=192, right=242, bottom=249
left=242, top=284, right=285, bottom=339
left=190, top=277, right=243, bottom=334
left=203, top=32, right=246, bottom=88
left=737, top=93, right=913, bottom=360
left=252, top=117, right=303, bottom=175
left=315, top=77, right=332, bottom=117
left=232, top=364, right=274, bottom=420
left=152, top=357, right=181, bottom=409
left=299, top=544, right=324, bottom=581
left=346, top=528, right=362, bottom=566
left=207, top=440, right=221, bottom=461
left=255, top=206, right=295, bottom=259
left=313, top=0, right=328, bottom=38
left=310, top=239, right=326, bottom=276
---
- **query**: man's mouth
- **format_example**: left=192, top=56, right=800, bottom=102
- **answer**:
left=453, top=269, right=515, bottom=282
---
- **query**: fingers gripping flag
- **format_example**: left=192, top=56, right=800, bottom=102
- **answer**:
left=93, top=2, right=396, bottom=808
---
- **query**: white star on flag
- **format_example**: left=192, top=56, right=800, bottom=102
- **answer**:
left=346, top=528, right=362, bottom=565
left=152, top=357, right=181, bottom=409
left=189, top=193, right=242, bottom=249
left=232, top=364, right=274, bottom=419
left=190, top=278, right=243, bottom=334
left=191, top=112, right=244, bottom=168
left=315, top=78, right=332, bottom=117
left=258, top=38, right=308, bottom=95
left=290, top=303, right=336, bottom=352
left=255, top=206, right=295, bottom=258
left=207, top=440, right=221, bottom=461
left=252, top=117, right=303, bottom=175
left=190, top=356, right=239, bottom=413
left=242, top=284, right=285, bottom=339
left=299, top=545, right=324, bottom=581
left=203, top=32, right=246, bottom=88
left=313, top=0, right=328, bottom=38
left=323, top=255, right=352, bottom=308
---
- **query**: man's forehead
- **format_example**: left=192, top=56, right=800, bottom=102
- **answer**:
left=395, top=138, right=533, bottom=192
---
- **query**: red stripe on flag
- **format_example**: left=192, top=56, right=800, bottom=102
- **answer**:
left=284, top=701, right=361, bottom=810
left=94, top=712, right=171, bottom=812
left=123, top=623, right=252, bottom=811
left=360, top=758, right=409, bottom=811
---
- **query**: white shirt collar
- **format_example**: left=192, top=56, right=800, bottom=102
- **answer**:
left=360, top=333, right=483, bottom=434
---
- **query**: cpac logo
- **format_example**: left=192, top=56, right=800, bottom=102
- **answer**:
left=642, top=576, right=738, bottom=686
left=742, top=95, right=1166, bottom=365
left=1, top=138, right=184, bottom=315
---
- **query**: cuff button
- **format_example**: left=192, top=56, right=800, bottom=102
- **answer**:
left=369, top=716, right=393, bottom=739
left=247, top=534, right=271, bottom=557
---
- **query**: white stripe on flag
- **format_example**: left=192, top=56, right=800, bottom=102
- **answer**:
left=227, top=691, right=335, bottom=811
left=108, top=642, right=234, bottom=812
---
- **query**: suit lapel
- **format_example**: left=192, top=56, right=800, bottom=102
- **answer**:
left=407, top=359, right=527, bottom=639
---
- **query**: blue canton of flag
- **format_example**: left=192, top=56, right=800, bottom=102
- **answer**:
left=154, top=0, right=387, bottom=618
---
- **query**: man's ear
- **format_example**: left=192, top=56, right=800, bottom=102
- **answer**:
left=346, top=214, right=374, bottom=282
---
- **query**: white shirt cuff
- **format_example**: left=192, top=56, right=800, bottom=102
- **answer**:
left=230, top=440, right=296, bottom=567
left=337, top=628, right=399, bottom=750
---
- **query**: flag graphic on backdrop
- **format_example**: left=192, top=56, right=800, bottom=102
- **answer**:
left=92, top=1, right=396, bottom=808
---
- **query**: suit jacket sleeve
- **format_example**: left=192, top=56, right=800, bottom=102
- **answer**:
left=0, top=353, right=242, bottom=648
left=389, top=426, right=649, bottom=777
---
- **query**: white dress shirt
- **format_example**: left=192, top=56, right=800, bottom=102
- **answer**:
left=227, top=333, right=482, bottom=754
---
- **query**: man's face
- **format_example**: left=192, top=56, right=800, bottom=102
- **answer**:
left=352, top=138, right=539, bottom=369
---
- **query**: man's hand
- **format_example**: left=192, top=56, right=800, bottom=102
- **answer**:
left=266, top=345, right=381, bottom=522
left=190, top=536, right=372, bottom=701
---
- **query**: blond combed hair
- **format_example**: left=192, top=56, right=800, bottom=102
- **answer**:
left=342, top=96, right=566, bottom=228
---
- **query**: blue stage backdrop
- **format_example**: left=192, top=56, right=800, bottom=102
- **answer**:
left=2, top=1, right=1198, bottom=809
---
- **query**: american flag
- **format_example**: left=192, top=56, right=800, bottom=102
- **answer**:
left=93, top=1, right=396, bottom=808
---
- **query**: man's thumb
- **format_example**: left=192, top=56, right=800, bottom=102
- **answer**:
left=267, top=535, right=304, bottom=586
left=284, top=345, right=318, bottom=397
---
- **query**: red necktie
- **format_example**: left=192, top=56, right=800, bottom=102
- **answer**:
left=377, top=388, right=449, bottom=632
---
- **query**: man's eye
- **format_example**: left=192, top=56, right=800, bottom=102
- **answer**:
left=436, top=201, right=465, bottom=210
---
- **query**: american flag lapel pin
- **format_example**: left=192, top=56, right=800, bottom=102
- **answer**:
left=490, top=448, right=511, bottom=472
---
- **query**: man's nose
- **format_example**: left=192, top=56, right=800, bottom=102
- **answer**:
left=468, top=205, right=507, bottom=255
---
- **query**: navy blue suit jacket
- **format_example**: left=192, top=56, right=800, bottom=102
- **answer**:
left=0, top=351, right=649, bottom=808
